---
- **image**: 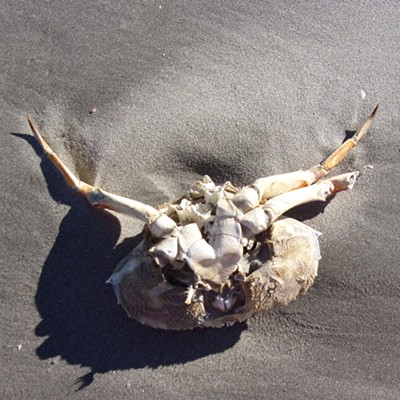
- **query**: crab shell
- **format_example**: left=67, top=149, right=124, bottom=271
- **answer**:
left=27, top=105, right=378, bottom=330
left=107, top=176, right=321, bottom=330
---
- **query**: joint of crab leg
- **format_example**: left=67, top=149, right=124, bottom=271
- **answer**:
left=147, top=213, right=177, bottom=238
left=86, top=188, right=160, bottom=221
left=232, top=186, right=261, bottom=211
left=28, top=116, right=163, bottom=223
left=233, top=105, right=379, bottom=208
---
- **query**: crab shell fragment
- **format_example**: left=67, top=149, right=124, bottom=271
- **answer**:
left=28, top=105, right=378, bottom=329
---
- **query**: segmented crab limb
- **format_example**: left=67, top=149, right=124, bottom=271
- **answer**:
left=232, top=105, right=378, bottom=211
left=263, top=171, right=358, bottom=224
left=232, top=168, right=325, bottom=211
left=253, top=170, right=317, bottom=201
left=320, top=104, right=379, bottom=171
left=28, top=116, right=94, bottom=195
left=28, top=117, right=164, bottom=226
left=86, top=189, right=160, bottom=221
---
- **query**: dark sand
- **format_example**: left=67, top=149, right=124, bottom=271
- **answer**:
left=1, top=1, right=399, bottom=399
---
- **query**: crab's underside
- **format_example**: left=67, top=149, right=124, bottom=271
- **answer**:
left=28, top=105, right=378, bottom=329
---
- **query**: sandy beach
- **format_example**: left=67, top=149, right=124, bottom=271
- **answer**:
left=1, top=1, right=399, bottom=399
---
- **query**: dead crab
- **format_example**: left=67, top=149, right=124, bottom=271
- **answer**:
left=28, top=105, right=378, bottom=330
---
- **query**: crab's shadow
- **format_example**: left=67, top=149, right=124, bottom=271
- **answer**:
left=15, top=133, right=249, bottom=387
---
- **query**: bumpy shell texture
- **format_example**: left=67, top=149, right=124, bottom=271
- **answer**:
left=107, top=176, right=321, bottom=330
left=28, top=105, right=378, bottom=330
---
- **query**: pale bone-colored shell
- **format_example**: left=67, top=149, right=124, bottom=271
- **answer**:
left=27, top=105, right=378, bottom=330
left=107, top=175, right=324, bottom=329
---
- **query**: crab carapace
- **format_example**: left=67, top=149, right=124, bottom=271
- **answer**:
left=28, top=105, right=378, bottom=329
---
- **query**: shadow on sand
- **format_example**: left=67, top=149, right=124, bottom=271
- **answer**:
left=15, top=133, right=248, bottom=389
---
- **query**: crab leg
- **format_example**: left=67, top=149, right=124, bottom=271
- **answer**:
left=28, top=117, right=161, bottom=223
left=232, top=105, right=378, bottom=211
left=262, top=171, right=359, bottom=224
left=320, top=104, right=379, bottom=172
